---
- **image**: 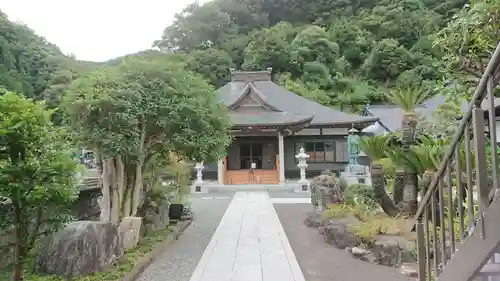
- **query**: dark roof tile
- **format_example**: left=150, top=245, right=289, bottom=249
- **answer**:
left=216, top=80, right=378, bottom=126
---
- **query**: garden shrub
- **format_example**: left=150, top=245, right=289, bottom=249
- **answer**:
left=348, top=220, right=388, bottom=244
left=343, top=184, right=377, bottom=209
left=323, top=203, right=353, bottom=219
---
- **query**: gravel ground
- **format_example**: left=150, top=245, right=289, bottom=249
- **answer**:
left=274, top=203, right=414, bottom=281
left=137, top=192, right=234, bottom=281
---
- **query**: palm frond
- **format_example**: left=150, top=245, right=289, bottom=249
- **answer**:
left=386, top=147, right=425, bottom=175
left=385, top=87, right=434, bottom=112
left=358, top=135, right=389, bottom=161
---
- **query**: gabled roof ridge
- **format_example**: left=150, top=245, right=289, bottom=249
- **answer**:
left=227, top=82, right=283, bottom=112
left=248, top=82, right=282, bottom=112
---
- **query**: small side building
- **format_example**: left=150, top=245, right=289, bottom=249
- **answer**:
left=203, top=68, right=378, bottom=185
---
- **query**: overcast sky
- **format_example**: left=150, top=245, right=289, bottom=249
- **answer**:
left=1, top=0, right=210, bottom=62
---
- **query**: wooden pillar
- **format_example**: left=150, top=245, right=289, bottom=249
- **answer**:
left=278, top=131, right=285, bottom=184
left=217, top=158, right=224, bottom=185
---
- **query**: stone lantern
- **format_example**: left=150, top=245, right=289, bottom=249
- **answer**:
left=295, top=147, right=310, bottom=192
left=193, top=161, right=205, bottom=193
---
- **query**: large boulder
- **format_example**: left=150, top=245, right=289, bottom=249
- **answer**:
left=35, top=221, right=123, bottom=279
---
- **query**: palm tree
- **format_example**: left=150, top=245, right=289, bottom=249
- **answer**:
left=385, top=87, right=434, bottom=216
left=412, top=136, right=448, bottom=225
left=359, top=135, right=399, bottom=217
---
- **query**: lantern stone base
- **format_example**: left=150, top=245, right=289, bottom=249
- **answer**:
left=294, top=179, right=310, bottom=193
left=191, top=181, right=208, bottom=193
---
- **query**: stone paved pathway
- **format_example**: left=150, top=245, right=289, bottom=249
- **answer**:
left=189, top=192, right=305, bottom=281
left=138, top=188, right=414, bottom=281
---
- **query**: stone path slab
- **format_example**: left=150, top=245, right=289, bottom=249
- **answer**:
left=189, top=192, right=306, bottom=281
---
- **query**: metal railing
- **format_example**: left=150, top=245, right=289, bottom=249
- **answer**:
left=413, top=42, right=500, bottom=281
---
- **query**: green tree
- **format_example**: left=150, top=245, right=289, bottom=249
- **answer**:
left=242, top=22, right=298, bottom=73
left=63, top=56, right=232, bottom=224
left=187, top=48, right=234, bottom=87
left=219, top=34, right=250, bottom=68
left=276, top=72, right=332, bottom=105
left=434, top=0, right=500, bottom=89
left=363, top=39, right=415, bottom=84
left=329, top=17, right=375, bottom=68
left=359, top=0, right=441, bottom=48
left=0, top=90, right=79, bottom=281
left=290, top=25, right=340, bottom=70
left=155, top=2, right=235, bottom=52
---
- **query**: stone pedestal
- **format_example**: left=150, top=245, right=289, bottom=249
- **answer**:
left=340, top=164, right=371, bottom=186
left=118, top=217, right=142, bottom=250
left=191, top=183, right=208, bottom=193
left=295, top=178, right=310, bottom=193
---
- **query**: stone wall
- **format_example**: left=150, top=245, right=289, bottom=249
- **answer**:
left=0, top=186, right=102, bottom=269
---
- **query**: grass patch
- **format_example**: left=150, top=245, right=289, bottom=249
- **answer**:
left=0, top=224, right=178, bottom=281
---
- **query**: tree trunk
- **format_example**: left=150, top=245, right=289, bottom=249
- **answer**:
left=131, top=162, right=143, bottom=216
left=109, top=158, right=119, bottom=224
left=401, top=112, right=419, bottom=216
left=115, top=156, right=125, bottom=219
left=371, top=162, right=399, bottom=217
left=393, top=167, right=405, bottom=205
left=131, top=122, right=147, bottom=217
left=99, top=159, right=112, bottom=222
left=12, top=205, right=24, bottom=281
left=402, top=168, right=419, bottom=216
left=12, top=262, right=23, bottom=281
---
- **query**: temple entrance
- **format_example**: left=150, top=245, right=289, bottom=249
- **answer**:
left=240, top=143, right=263, bottom=169
left=223, top=138, right=279, bottom=184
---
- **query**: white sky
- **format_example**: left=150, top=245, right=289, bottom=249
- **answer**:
left=1, top=0, right=211, bottom=62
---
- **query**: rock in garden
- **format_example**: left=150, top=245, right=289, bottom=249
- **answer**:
left=400, top=264, right=418, bottom=278
left=119, top=216, right=142, bottom=250
left=350, top=246, right=371, bottom=256
left=304, top=212, right=324, bottom=228
left=323, top=217, right=359, bottom=249
left=35, top=221, right=123, bottom=280
left=370, top=235, right=417, bottom=267
left=310, top=171, right=343, bottom=206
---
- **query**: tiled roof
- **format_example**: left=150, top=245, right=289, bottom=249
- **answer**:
left=217, top=80, right=378, bottom=126
left=363, top=94, right=500, bottom=133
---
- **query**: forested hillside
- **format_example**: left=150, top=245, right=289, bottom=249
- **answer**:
left=156, top=0, right=498, bottom=112
left=0, top=10, right=99, bottom=122
left=1, top=0, right=498, bottom=116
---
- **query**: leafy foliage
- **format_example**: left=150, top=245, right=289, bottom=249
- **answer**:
left=64, top=55, right=231, bottom=163
left=0, top=91, right=78, bottom=281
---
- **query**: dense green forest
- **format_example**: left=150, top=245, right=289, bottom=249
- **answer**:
left=1, top=0, right=498, bottom=114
